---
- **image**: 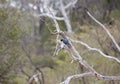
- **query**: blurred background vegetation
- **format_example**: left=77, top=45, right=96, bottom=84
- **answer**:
left=0, top=0, right=120, bottom=84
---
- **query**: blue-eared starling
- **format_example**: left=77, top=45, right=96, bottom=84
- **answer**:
left=61, top=39, right=69, bottom=45
left=61, top=39, right=71, bottom=48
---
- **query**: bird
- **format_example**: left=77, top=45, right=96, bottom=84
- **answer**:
left=60, top=39, right=71, bottom=48
left=61, top=39, right=69, bottom=45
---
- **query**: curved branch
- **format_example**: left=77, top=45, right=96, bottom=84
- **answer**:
left=70, top=39, right=120, bottom=64
left=58, top=35, right=120, bottom=84
left=87, top=11, right=120, bottom=52
left=60, top=72, right=120, bottom=84
left=60, top=72, right=93, bottom=84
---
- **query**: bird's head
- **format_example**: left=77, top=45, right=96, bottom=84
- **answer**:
left=61, top=39, right=64, bottom=42
left=60, top=39, right=69, bottom=45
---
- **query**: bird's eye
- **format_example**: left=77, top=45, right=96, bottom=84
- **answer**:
left=61, top=39, right=63, bottom=41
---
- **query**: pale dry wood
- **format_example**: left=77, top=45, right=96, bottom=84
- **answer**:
left=87, top=11, right=120, bottom=52
left=70, top=39, right=120, bottom=64
left=60, top=72, right=120, bottom=84
left=60, top=0, right=72, bottom=33
left=33, top=1, right=120, bottom=84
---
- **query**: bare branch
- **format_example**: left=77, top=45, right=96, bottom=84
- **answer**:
left=87, top=11, right=120, bottom=52
left=60, top=0, right=72, bottom=33
left=47, top=8, right=61, bottom=33
left=28, top=73, right=41, bottom=84
left=60, top=72, right=120, bottom=84
left=53, top=34, right=61, bottom=56
left=60, top=72, right=93, bottom=84
left=58, top=35, right=120, bottom=83
left=70, top=39, right=120, bottom=64
left=38, top=2, right=120, bottom=84
left=64, top=0, right=78, bottom=9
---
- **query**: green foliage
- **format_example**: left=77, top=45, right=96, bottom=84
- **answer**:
left=13, top=74, right=27, bottom=84
left=0, top=1, right=120, bottom=84
left=57, top=50, right=68, bottom=61
left=33, top=55, right=58, bottom=69
left=0, top=7, right=24, bottom=83
left=111, top=10, right=120, bottom=19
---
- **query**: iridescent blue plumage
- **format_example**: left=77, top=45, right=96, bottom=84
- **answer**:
left=61, top=39, right=71, bottom=48
left=61, top=39, right=69, bottom=45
